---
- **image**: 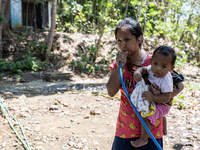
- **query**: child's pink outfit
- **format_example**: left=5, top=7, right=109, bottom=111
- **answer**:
left=146, top=65, right=173, bottom=125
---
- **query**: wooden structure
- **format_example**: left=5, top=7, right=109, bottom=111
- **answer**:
left=9, top=0, right=51, bottom=30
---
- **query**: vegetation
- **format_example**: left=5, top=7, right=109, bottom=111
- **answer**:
left=56, top=0, right=200, bottom=69
left=72, top=44, right=109, bottom=75
left=0, top=0, right=199, bottom=74
left=0, top=56, right=45, bottom=73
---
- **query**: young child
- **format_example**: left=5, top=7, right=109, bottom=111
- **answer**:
left=131, top=46, right=176, bottom=147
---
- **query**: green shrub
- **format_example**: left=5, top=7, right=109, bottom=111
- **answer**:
left=72, top=44, right=109, bottom=74
left=0, top=56, right=45, bottom=73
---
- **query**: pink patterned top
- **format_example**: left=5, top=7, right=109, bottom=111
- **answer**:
left=110, top=55, right=163, bottom=139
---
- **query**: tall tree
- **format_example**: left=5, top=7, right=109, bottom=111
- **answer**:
left=0, top=0, right=2, bottom=57
left=1, top=0, right=14, bottom=38
left=47, top=0, right=57, bottom=60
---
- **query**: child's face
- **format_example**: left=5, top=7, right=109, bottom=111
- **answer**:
left=150, top=52, right=174, bottom=77
left=116, top=25, right=141, bottom=56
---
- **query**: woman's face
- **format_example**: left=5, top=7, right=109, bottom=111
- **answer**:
left=116, top=25, right=141, bottom=56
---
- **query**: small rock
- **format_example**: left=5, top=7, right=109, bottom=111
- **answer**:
left=16, top=146, right=25, bottom=150
left=63, top=103, right=69, bottom=107
left=181, top=138, right=189, bottom=142
left=81, top=106, right=87, bottom=109
left=68, top=141, right=76, bottom=147
left=94, top=141, right=99, bottom=145
left=3, top=92, right=13, bottom=98
left=49, top=105, right=59, bottom=110
left=185, top=143, right=194, bottom=147
left=53, top=101, right=60, bottom=105
left=75, top=142, right=83, bottom=149
left=18, top=95, right=27, bottom=100
left=13, top=142, right=18, bottom=147
left=84, top=115, right=90, bottom=119
left=90, top=110, right=101, bottom=115
left=19, top=112, right=31, bottom=118
left=35, top=145, right=43, bottom=149
left=96, top=98, right=101, bottom=101
left=34, top=137, right=41, bottom=141
left=2, top=141, right=6, bottom=147
left=82, top=139, right=87, bottom=144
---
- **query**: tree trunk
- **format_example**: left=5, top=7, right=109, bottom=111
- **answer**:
left=137, top=0, right=142, bottom=21
left=0, top=0, right=2, bottom=57
left=1, top=0, right=14, bottom=38
left=46, top=0, right=57, bottom=61
left=179, top=14, right=192, bottom=42
left=92, top=0, right=97, bottom=29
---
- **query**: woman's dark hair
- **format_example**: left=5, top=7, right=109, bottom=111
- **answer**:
left=153, top=46, right=177, bottom=66
left=115, top=17, right=143, bottom=48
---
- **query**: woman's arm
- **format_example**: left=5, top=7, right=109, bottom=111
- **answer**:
left=106, top=50, right=128, bottom=97
left=171, top=82, right=184, bottom=97
left=142, top=91, right=171, bottom=103
left=106, top=68, right=121, bottom=97
left=143, top=82, right=184, bottom=103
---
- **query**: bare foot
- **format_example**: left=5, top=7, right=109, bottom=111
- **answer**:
left=131, top=138, right=148, bottom=147
left=163, top=129, right=167, bottom=135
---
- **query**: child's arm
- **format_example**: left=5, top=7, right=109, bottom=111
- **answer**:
left=142, top=91, right=171, bottom=103
left=134, top=67, right=148, bottom=83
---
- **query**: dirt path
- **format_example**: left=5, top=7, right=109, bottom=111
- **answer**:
left=0, top=66, right=199, bottom=150
left=0, top=86, right=118, bottom=150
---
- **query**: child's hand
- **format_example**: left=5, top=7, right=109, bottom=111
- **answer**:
left=116, top=50, right=128, bottom=68
left=150, top=83, right=161, bottom=95
left=142, top=91, right=153, bottom=101
left=134, top=72, right=142, bottom=83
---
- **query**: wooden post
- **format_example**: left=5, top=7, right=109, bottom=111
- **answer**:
left=0, top=0, right=2, bottom=58
left=46, top=0, right=57, bottom=61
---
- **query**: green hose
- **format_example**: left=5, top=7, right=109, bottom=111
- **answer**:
left=0, top=97, right=31, bottom=150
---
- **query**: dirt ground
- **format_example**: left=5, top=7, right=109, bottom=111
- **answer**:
left=0, top=77, right=118, bottom=150
left=0, top=65, right=200, bottom=150
left=0, top=32, right=200, bottom=150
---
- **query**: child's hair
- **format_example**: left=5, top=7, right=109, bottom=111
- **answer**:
left=153, top=46, right=176, bottom=66
left=115, top=17, right=143, bottom=49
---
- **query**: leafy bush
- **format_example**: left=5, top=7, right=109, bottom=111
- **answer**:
left=0, top=56, right=45, bottom=73
left=72, top=44, right=109, bottom=74
left=26, top=41, right=48, bottom=61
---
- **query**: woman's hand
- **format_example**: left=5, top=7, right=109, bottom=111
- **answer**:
left=116, top=50, right=128, bottom=68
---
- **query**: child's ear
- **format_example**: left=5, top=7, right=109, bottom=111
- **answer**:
left=170, top=66, right=175, bottom=71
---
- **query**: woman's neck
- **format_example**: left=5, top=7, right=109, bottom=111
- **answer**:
left=128, top=51, right=146, bottom=65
